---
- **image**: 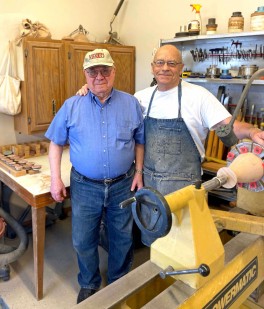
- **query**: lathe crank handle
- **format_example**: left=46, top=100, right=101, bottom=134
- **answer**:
left=159, top=264, right=210, bottom=279
left=119, top=187, right=172, bottom=239
left=119, top=197, right=136, bottom=209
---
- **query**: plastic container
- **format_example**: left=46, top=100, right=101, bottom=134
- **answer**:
left=228, top=12, right=244, bottom=33
left=189, top=4, right=202, bottom=35
left=251, top=7, right=264, bottom=31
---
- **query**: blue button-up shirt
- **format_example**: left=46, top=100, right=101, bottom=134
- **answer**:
left=45, top=89, right=144, bottom=179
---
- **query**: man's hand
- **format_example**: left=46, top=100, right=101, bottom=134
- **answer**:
left=131, top=173, right=143, bottom=192
left=50, top=177, right=67, bottom=202
left=249, top=128, right=264, bottom=146
left=76, top=84, right=89, bottom=96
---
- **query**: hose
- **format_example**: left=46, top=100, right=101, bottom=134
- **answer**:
left=0, top=207, right=28, bottom=267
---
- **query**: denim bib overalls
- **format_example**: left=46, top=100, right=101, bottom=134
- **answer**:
left=141, top=82, right=202, bottom=245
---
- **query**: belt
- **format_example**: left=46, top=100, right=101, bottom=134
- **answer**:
left=73, top=165, right=134, bottom=185
left=84, top=173, right=127, bottom=185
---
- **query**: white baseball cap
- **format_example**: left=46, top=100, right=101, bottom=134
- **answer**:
left=83, top=49, right=114, bottom=69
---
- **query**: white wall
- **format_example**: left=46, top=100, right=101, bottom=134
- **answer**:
left=0, top=0, right=264, bottom=145
left=0, top=0, right=117, bottom=145
left=119, top=0, right=264, bottom=91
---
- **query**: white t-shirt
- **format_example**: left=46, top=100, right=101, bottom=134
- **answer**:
left=134, top=80, right=231, bottom=159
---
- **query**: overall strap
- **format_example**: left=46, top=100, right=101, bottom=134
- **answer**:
left=146, top=86, right=158, bottom=117
left=178, top=80, right=182, bottom=118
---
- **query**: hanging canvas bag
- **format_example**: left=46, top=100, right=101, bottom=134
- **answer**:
left=0, top=41, right=21, bottom=115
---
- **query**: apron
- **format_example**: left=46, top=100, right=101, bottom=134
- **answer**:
left=141, top=82, right=201, bottom=246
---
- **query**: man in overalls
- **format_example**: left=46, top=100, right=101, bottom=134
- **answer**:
left=134, top=44, right=264, bottom=245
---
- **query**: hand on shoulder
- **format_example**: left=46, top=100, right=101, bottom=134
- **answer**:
left=76, top=84, right=89, bottom=96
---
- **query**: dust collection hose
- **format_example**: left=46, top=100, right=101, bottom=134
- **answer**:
left=0, top=207, right=28, bottom=267
left=216, top=68, right=264, bottom=147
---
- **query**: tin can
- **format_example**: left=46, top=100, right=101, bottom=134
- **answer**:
left=251, top=7, right=264, bottom=31
left=228, top=12, right=244, bottom=33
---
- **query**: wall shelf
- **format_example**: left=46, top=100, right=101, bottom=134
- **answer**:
left=160, top=31, right=264, bottom=94
left=183, top=78, right=264, bottom=85
left=161, top=30, right=264, bottom=45
left=160, top=31, right=264, bottom=75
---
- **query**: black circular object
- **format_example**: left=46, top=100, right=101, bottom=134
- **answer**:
left=198, top=264, right=210, bottom=277
left=216, top=124, right=233, bottom=137
left=132, top=187, right=172, bottom=239
left=216, top=124, right=238, bottom=147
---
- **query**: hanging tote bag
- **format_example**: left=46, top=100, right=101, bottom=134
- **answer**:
left=0, top=41, right=21, bottom=115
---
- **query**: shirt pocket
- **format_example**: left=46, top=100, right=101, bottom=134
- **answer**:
left=116, top=123, right=133, bottom=148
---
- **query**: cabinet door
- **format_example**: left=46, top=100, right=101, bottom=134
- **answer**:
left=16, top=39, right=65, bottom=133
left=65, top=42, right=135, bottom=98
left=108, top=45, right=135, bottom=95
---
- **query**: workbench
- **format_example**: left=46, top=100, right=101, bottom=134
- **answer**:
left=0, top=148, right=71, bottom=300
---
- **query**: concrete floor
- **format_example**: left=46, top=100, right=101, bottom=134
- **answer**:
left=0, top=214, right=150, bottom=308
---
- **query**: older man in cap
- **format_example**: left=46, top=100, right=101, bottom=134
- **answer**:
left=45, top=49, right=144, bottom=304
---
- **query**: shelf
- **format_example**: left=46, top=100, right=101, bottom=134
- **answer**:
left=161, top=30, right=264, bottom=44
left=160, top=31, right=264, bottom=128
left=183, top=78, right=264, bottom=85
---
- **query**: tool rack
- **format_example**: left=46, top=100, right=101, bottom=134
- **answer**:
left=161, top=30, right=264, bottom=74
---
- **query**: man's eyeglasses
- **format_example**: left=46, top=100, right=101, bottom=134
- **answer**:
left=85, top=67, right=113, bottom=78
left=153, top=60, right=182, bottom=68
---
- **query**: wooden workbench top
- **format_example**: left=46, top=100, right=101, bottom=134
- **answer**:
left=0, top=149, right=71, bottom=207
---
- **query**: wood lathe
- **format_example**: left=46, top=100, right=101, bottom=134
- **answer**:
left=75, top=143, right=264, bottom=309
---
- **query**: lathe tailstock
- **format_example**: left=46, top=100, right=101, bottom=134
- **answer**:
left=75, top=144, right=264, bottom=309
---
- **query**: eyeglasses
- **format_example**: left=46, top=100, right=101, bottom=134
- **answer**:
left=85, top=67, right=113, bottom=78
left=153, top=60, right=182, bottom=68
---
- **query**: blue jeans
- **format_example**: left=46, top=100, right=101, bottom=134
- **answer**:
left=70, top=166, right=134, bottom=290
